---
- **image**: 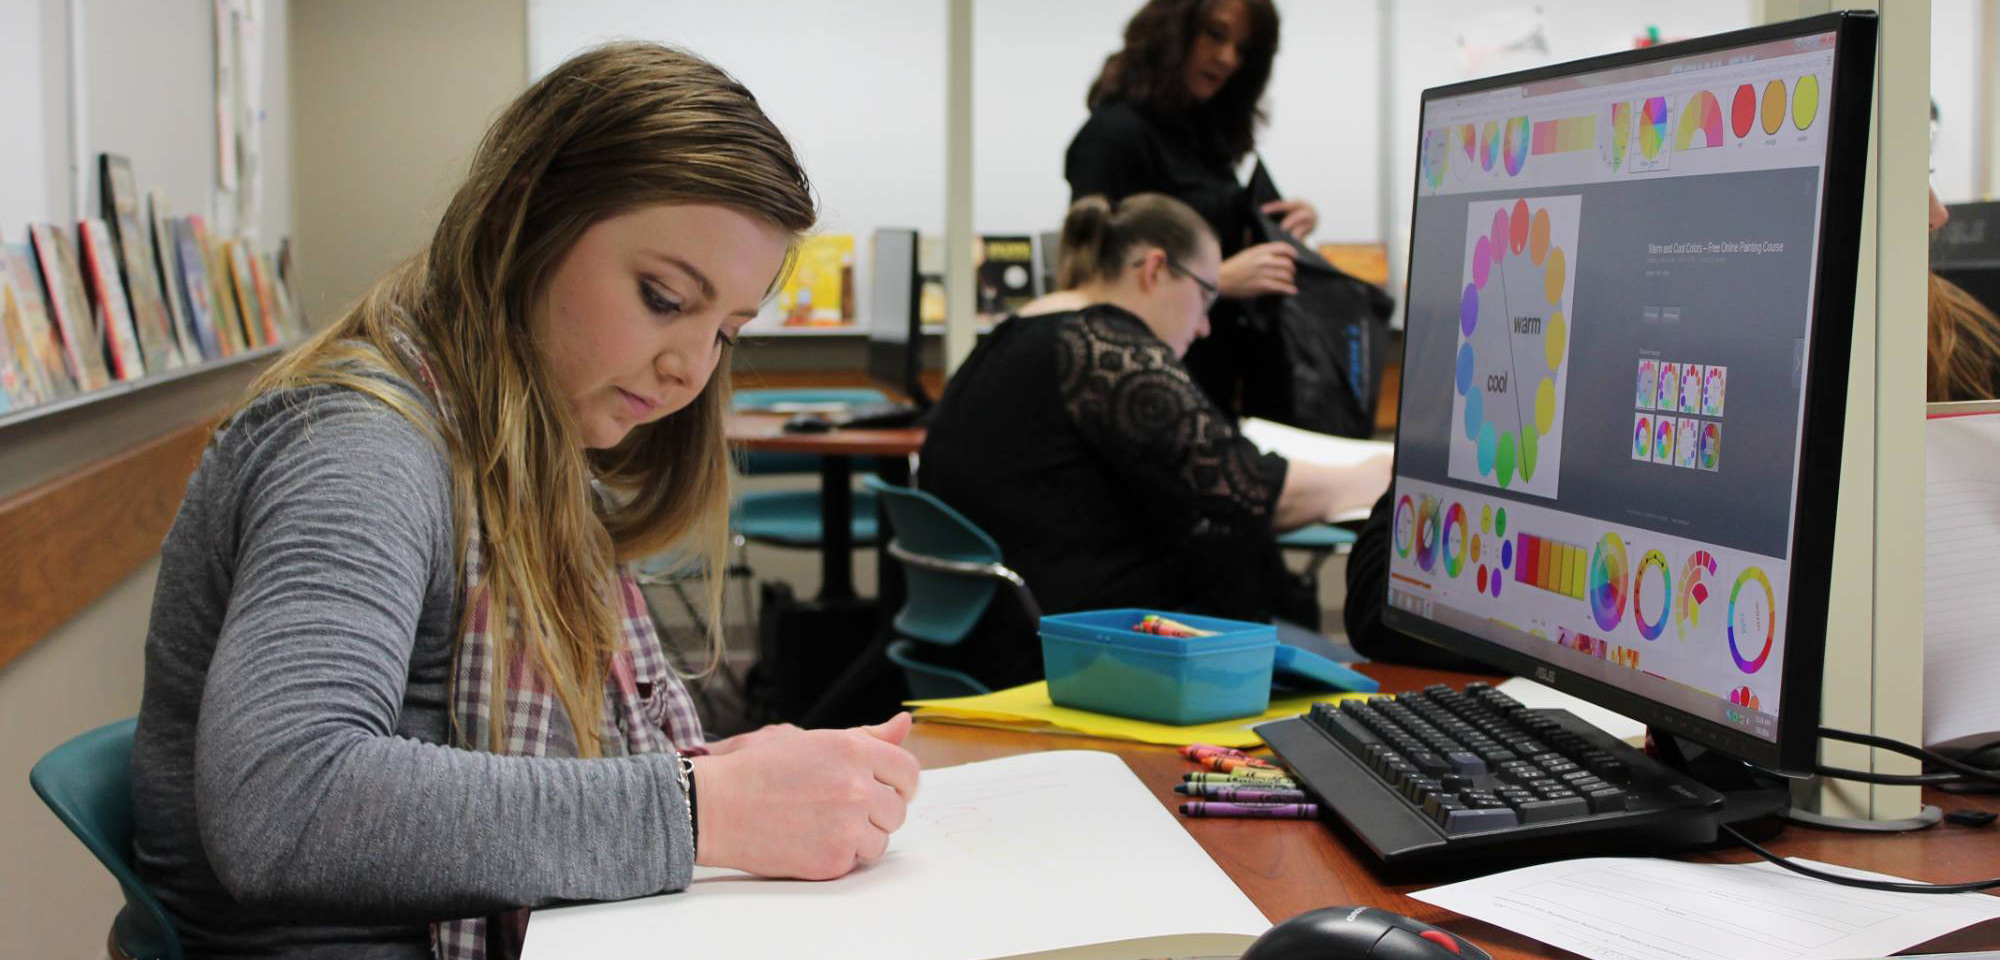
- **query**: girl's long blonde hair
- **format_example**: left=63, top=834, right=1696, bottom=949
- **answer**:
left=229, top=42, right=815, bottom=754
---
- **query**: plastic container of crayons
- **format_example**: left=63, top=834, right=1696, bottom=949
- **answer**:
left=1039, top=608, right=1276, bottom=724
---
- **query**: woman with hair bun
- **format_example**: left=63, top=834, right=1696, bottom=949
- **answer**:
left=918, top=194, right=1388, bottom=688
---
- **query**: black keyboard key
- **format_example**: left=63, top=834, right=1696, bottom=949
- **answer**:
left=1587, top=757, right=1632, bottom=783
left=1442, top=805, right=1520, bottom=833
left=1584, top=787, right=1630, bottom=813
left=1321, top=713, right=1384, bottom=757
left=1517, top=797, right=1590, bottom=823
left=1407, top=750, right=1451, bottom=775
left=1444, top=751, right=1487, bottom=776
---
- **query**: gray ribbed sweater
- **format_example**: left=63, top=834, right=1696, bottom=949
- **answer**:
left=131, top=377, right=693, bottom=958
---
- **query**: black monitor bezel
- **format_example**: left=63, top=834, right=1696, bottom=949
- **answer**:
left=865, top=227, right=930, bottom=407
left=1382, top=11, right=1878, bottom=777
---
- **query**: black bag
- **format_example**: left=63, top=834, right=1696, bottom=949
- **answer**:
left=1243, top=162, right=1395, bottom=438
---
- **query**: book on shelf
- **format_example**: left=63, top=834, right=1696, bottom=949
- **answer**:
left=99, top=154, right=186, bottom=371
left=28, top=223, right=114, bottom=391
left=777, top=234, right=853, bottom=326
left=2, top=243, right=77, bottom=403
left=249, top=251, right=294, bottom=342
left=0, top=273, right=33, bottom=412
left=200, top=222, right=251, bottom=353
left=917, top=233, right=946, bottom=325
left=265, top=250, right=301, bottom=338
left=77, top=218, right=147, bottom=381
left=148, top=192, right=210, bottom=362
left=168, top=218, right=223, bottom=360
left=976, top=234, right=1036, bottom=319
left=226, top=240, right=274, bottom=346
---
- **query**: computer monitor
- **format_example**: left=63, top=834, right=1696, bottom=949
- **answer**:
left=866, top=227, right=930, bottom=407
left=1383, top=12, right=1877, bottom=778
left=1934, top=200, right=2000, bottom=318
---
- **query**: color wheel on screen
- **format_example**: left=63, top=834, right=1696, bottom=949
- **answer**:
left=1442, top=502, right=1468, bottom=578
left=1674, top=90, right=1723, bottom=150
left=1589, top=532, right=1629, bottom=632
left=1415, top=494, right=1441, bottom=573
left=1637, top=97, right=1669, bottom=163
left=1633, top=549, right=1671, bottom=640
left=1502, top=116, right=1530, bottom=176
left=1675, top=550, right=1717, bottom=640
left=1448, top=195, right=1580, bottom=498
left=1393, top=494, right=1416, bottom=558
left=1423, top=128, right=1448, bottom=188
left=1603, top=101, right=1632, bottom=171
left=1729, top=567, right=1775, bottom=674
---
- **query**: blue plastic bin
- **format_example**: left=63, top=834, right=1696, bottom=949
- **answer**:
left=1040, top=609, right=1277, bottom=725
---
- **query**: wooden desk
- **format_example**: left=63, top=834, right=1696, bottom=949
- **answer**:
left=904, top=661, right=2000, bottom=959
left=725, top=412, right=925, bottom=601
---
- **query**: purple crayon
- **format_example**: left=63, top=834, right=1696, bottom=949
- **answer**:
left=1173, top=784, right=1311, bottom=803
left=1179, top=801, right=1321, bottom=819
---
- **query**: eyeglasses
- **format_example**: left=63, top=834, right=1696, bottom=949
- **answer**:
left=1163, top=256, right=1222, bottom=309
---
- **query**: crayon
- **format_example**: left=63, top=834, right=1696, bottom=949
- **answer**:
left=1183, top=771, right=1300, bottom=786
left=1134, top=615, right=1219, bottom=638
left=1202, top=755, right=1283, bottom=773
left=1179, top=801, right=1321, bottom=819
left=1177, top=743, right=1254, bottom=762
left=1172, top=784, right=1312, bottom=803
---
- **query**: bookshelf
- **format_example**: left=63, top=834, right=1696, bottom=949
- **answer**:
left=0, top=342, right=284, bottom=434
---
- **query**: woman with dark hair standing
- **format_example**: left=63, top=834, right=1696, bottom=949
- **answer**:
left=1066, top=0, right=1320, bottom=418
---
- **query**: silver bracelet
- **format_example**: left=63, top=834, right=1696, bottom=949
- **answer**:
left=674, top=752, right=698, bottom=852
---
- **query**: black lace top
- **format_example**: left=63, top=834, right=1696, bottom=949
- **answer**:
left=919, top=305, right=1300, bottom=687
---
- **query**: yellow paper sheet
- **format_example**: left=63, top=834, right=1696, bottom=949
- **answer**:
left=907, top=681, right=1378, bottom=748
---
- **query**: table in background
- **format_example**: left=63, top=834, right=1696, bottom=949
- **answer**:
left=725, top=412, right=925, bottom=601
left=904, top=661, right=2000, bottom=960
left=726, top=413, right=925, bottom=725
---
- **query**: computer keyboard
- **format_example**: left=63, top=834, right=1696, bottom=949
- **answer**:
left=1255, top=682, right=1726, bottom=864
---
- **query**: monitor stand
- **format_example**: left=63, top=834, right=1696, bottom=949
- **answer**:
left=1649, top=731, right=1942, bottom=839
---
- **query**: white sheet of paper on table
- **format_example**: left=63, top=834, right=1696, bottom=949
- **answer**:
left=521, top=750, right=1271, bottom=960
left=1495, top=676, right=1647, bottom=745
left=1412, top=856, right=2000, bottom=960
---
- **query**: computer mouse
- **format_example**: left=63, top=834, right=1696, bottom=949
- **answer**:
left=1239, top=905, right=1491, bottom=960
left=782, top=413, right=833, bottom=433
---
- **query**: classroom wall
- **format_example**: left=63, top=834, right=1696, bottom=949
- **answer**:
left=1, top=3, right=291, bottom=956
left=526, top=0, right=1383, bottom=330
left=1929, top=0, right=1992, bottom=202
left=289, top=0, right=529, bottom=325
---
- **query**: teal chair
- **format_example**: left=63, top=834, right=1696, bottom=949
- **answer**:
left=29, top=718, right=183, bottom=960
left=732, top=387, right=885, bottom=550
left=865, top=478, right=1041, bottom=698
